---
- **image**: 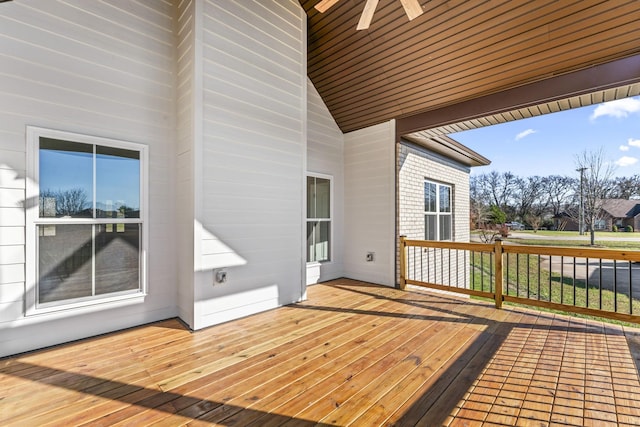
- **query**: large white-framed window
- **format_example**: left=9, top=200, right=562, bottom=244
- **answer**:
left=306, top=174, right=332, bottom=263
left=425, top=180, right=452, bottom=241
left=26, top=127, right=148, bottom=315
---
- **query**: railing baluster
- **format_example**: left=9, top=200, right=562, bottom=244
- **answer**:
left=629, top=261, right=633, bottom=315
left=537, top=254, right=541, bottom=301
left=481, top=251, right=485, bottom=292
left=471, top=250, right=474, bottom=290
left=449, top=248, right=452, bottom=287
left=614, top=259, right=618, bottom=313
left=599, top=259, right=603, bottom=310
left=586, top=257, right=589, bottom=308
left=548, top=255, right=552, bottom=302
left=505, top=253, right=510, bottom=296
left=527, top=254, right=530, bottom=299
left=516, top=254, right=520, bottom=297
left=572, top=257, right=576, bottom=306
left=561, top=256, right=564, bottom=304
left=420, top=248, right=426, bottom=282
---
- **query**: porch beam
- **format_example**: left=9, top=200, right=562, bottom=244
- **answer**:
left=396, top=54, right=640, bottom=136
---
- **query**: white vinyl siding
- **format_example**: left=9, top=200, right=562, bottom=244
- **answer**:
left=344, top=121, right=396, bottom=287
left=192, top=0, right=306, bottom=328
left=0, top=0, right=177, bottom=357
left=176, top=0, right=197, bottom=328
left=306, top=78, right=344, bottom=284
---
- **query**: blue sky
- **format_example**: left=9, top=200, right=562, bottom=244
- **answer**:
left=451, top=96, right=640, bottom=178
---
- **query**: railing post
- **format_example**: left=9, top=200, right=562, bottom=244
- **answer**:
left=399, top=235, right=407, bottom=290
left=494, top=238, right=503, bottom=308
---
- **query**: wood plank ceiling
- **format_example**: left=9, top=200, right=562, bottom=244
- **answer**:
left=300, top=0, right=640, bottom=134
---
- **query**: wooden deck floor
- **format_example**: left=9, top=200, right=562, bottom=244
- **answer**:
left=2, top=278, right=640, bottom=426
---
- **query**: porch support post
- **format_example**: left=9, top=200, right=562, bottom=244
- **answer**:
left=399, top=235, right=407, bottom=290
left=494, top=238, right=503, bottom=308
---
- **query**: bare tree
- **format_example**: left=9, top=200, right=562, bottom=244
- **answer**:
left=480, top=171, right=519, bottom=216
left=40, top=188, right=89, bottom=217
left=543, top=175, right=576, bottom=218
left=609, top=174, right=640, bottom=200
left=575, top=149, right=616, bottom=245
left=512, top=176, right=547, bottom=221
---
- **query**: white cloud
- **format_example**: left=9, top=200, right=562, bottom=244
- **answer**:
left=590, top=97, right=640, bottom=120
left=620, top=145, right=630, bottom=152
left=515, top=129, right=536, bottom=141
left=629, top=138, right=640, bottom=147
left=615, top=156, right=639, bottom=167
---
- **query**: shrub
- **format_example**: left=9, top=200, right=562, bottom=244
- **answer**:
left=626, top=225, right=634, bottom=232
left=612, top=225, right=618, bottom=232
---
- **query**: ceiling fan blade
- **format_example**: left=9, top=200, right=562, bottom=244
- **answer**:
left=314, top=0, right=341, bottom=13
left=399, top=0, right=423, bottom=20
left=356, top=0, right=379, bottom=30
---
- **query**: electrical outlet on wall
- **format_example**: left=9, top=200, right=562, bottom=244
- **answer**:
left=214, top=269, right=227, bottom=284
left=366, top=252, right=375, bottom=262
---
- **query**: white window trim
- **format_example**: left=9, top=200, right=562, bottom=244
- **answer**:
left=25, top=126, right=149, bottom=316
left=306, top=172, right=333, bottom=265
left=425, top=179, right=453, bottom=241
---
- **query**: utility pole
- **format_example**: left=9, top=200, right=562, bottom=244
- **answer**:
left=576, top=167, right=587, bottom=235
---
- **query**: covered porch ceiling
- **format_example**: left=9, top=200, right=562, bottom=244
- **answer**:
left=300, top=0, right=640, bottom=136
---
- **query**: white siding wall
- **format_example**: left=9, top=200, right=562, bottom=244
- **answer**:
left=0, top=0, right=178, bottom=357
left=306, top=78, right=344, bottom=284
left=176, top=0, right=196, bottom=327
left=192, top=0, right=307, bottom=329
left=344, top=121, right=396, bottom=286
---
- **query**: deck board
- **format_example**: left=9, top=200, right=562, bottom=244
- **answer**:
left=2, top=278, right=640, bottom=426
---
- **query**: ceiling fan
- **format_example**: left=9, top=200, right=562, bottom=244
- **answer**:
left=315, top=0, right=423, bottom=30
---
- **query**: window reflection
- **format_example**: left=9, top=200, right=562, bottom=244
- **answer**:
left=39, top=138, right=92, bottom=218
left=96, top=146, right=140, bottom=219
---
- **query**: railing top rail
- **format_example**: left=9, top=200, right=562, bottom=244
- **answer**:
left=404, top=238, right=640, bottom=262
left=403, top=239, right=494, bottom=252
left=502, top=243, right=640, bottom=262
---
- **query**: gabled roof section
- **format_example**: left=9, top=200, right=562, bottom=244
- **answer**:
left=300, top=0, right=640, bottom=134
left=402, top=135, right=490, bottom=168
left=601, top=199, right=640, bottom=219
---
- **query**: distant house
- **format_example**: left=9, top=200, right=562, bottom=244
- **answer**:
left=599, top=199, right=640, bottom=231
left=554, top=199, right=640, bottom=232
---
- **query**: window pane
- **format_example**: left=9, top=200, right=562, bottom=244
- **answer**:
left=95, top=223, right=140, bottom=294
left=425, top=215, right=436, bottom=240
left=307, top=221, right=331, bottom=262
left=440, top=215, right=452, bottom=240
left=96, top=146, right=140, bottom=219
left=424, top=182, right=436, bottom=212
left=39, top=138, right=93, bottom=218
left=38, top=224, right=93, bottom=303
left=440, top=186, right=451, bottom=213
left=315, top=178, right=330, bottom=219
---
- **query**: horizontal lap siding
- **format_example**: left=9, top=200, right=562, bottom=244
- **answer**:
left=176, top=0, right=196, bottom=328
left=306, top=78, right=344, bottom=283
left=0, top=0, right=177, bottom=357
left=344, top=121, right=396, bottom=286
left=194, top=0, right=305, bottom=329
